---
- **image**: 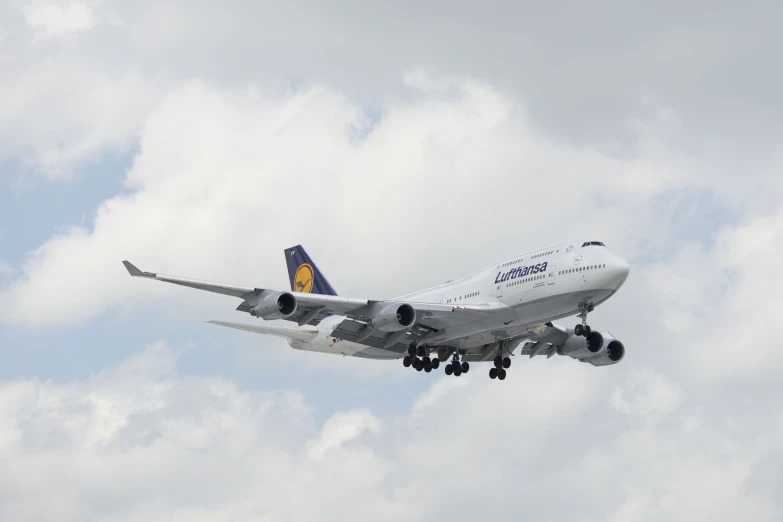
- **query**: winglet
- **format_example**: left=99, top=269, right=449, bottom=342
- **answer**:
left=122, top=260, right=155, bottom=278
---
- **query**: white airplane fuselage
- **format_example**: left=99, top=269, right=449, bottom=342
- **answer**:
left=288, top=239, right=629, bottom=359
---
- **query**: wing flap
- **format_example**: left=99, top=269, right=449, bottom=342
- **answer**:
left=207, top=320, right=318, bottom=342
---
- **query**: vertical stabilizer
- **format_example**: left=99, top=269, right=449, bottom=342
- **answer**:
left=284, top=245, right=338, bottom=296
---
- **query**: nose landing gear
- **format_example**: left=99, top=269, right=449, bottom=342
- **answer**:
left=574, top=302, right=594, bottom=336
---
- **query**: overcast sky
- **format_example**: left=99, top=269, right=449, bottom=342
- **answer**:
left=1, top=1, right=782, bottom=520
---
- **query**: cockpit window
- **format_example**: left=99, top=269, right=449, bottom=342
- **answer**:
left=581, top=241, right=606, bottom=247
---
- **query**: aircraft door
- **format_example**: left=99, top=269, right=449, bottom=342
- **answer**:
left=548, top=264, right=556, bottom=285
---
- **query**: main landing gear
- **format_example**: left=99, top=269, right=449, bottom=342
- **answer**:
left=403, top=344, right=440, bottom=373
left=574, top=302, right=594, bottom=337
left=488, top=353, right=511, bottom=380
left=444, top=351, right=469, bottom=377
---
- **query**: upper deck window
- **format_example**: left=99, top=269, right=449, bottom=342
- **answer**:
left=581, top=241, right=606, bottom=247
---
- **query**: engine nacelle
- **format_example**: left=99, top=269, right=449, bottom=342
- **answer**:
left=587, top=333, right=625, bottom=366
left=250, top=291, right=297, bottom=320
left=558, top=330, right=604, bottom=360
left=367, top=303, right=416, bottom=332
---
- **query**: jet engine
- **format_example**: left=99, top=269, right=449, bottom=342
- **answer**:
left=557, top=330, right=625, bottom=366
left=559, top=330, right=604, bottom=359
left=367, top=303, right=416, bottom=332
left=250, top=291, right=297, bottom=320
left=586, top=333, right=625, bottom=366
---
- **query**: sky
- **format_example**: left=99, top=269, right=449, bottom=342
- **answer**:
left=1, top=0, right=782, bottom=520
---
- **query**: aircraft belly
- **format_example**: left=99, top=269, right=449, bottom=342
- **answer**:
left=510, top=288, right=615, bottom=325
left=352, top=347, right=406, bottom=360
left=438, top=288, right=615, bottom=349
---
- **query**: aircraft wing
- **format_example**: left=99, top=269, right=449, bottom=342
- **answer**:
left=122, top=261, right=506, bottom=352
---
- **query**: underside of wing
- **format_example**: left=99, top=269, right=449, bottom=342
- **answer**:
left=329, top=302, right=520, bottom=353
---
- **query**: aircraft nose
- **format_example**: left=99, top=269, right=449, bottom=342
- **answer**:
left=613, top=256, right=630, bottom=288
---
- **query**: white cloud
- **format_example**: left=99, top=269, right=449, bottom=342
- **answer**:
left=611, top=367, right=682, bottom=424
left=0, top=78, right=694, bottom=327
left=0, top=342, right=779, bottom=522
left=636, top=210, right=783, bottom=380
left=0, top=3, right=781, bottom=520
left=306, top=408, right=381, bottom=460
left=24, top=1, right=97, bottom=38
left=1, top=0, right=781, bottom=187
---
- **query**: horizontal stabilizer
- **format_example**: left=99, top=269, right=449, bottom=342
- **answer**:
left=207, top=320, right=318, bottom=342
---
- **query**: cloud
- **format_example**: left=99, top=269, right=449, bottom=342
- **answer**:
left=305, top=408, right=381, bottom=460
left=0, top=3, right=781, bottom=520
left=634, top=209, right=783, bottom=380
left=24, top=1, right=97, bottom=38
left=0, top=78, right=697, bottom=328
left=0, top=342, right=780, bottom=521
left=1, top=0, right=781, bottom=183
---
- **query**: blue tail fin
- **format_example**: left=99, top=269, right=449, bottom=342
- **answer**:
left=284, top=245, right=338, bottom=296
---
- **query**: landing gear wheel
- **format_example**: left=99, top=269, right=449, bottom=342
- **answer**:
left=494, top=356, right=502, bottom=368
left=453, top=368, right=462, bottom=377
left=407, top=344, right=416, bottom=357
left=461, top=361, right=469, bottom=373
left=574, top=324, right=584, bottom=336
left=422, top=356, right=431, bottom=367
left=489, top=367, right=498, bottom=379
left=424, top=366, right=432, bottom=373
left=403, top=356, right=412, bottom=367
left=431, top=358, right=440, bottom=369
left=416, top=346, right=426, bottom=357
left=584, top=325, right=592, bottom=335
left=497, top=368, right=507, bottom=380
left=414, top=359, right=423, bottom=371
left=502, top=357, right=511, bottom=369
left=445, top=364, right=453, bottom=376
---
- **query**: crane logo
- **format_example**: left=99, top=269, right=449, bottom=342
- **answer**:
left=294, top=263, right=314, bottom=293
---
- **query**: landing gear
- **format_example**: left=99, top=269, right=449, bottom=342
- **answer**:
left=575, top=303, right=594, bottom=336
left=490, top=344, right=512, bottom=380
left=494, top=356, right=511, bottom=369
left=404, top=344, right=440, bottom=375
left=445, top=351, right=467, bottom=377
left=489, top=367, right=506, bottom=380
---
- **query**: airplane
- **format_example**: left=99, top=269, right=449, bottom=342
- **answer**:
left=123, top=239, right=630, bottom=380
